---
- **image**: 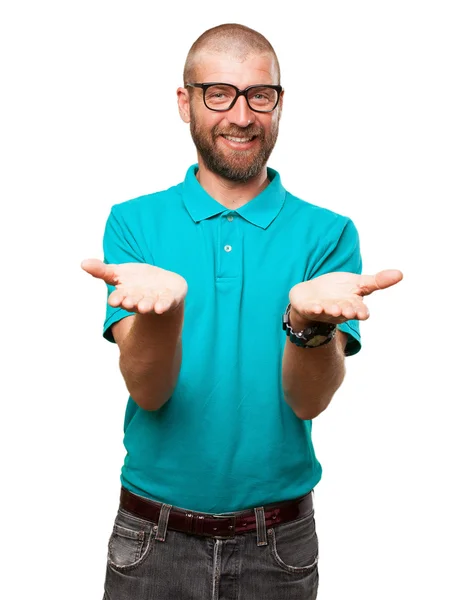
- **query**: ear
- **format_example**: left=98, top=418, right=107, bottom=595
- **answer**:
left=177, top=87, right=191, bottom=123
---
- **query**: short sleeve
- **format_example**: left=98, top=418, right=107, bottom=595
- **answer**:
left=102, top=206, right=145, bottom=343
left=311, top=218, right=363, bottom=357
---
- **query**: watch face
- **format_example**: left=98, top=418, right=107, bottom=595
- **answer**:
left=305, top=334, right=329, bottom=348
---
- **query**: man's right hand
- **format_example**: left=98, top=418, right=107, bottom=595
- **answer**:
left=81, top=259, right=188, bottom=315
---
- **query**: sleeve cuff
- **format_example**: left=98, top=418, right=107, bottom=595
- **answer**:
left=103, top=307, right=134, bottom=343
left=338, top=321, right=361, bottom=357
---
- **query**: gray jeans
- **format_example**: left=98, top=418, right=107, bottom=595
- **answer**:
left=103, top=495, right=319, bottom=599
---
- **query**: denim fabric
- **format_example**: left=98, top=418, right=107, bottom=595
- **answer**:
left=102, top=495, right=319, bottom=599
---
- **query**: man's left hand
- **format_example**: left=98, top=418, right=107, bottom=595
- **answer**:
left=289, top=269, right=403, bottom=329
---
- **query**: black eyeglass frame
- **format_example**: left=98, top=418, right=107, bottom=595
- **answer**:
left=185, top=82, right=283, bottom=113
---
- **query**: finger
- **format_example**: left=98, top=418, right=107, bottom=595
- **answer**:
left=338, top=298, right=370, bottom=320
left=108, top=288, right=143, bottom=309
left=320, top=299, right=368, bottom=322
left=152, top=289, right=175, bottom=314
left=304, top=303, right=343, bottom=320
left=356, top=269, right=403, bottom=296
left=122, top=292, right=145, bottom=311
left=81, top=258, right=119, bottom=285
left=355, top=304, right=370, bottom=320
left=309, top=303, right=323, bottom=314
left=340, top=302, right=357, bottom=320
left=375, top=269, right=404, bottom=290
left=137, top=294, right=160, bottom=314
left=347, top=301, right=370, bottom=320
left=321, top=302, right=343, bottom=318
left=108, top=289, right=125, bottom=307
left=154, top=292, right=187, bottom=315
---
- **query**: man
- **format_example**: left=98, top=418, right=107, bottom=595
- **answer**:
left=82, top=23, right=402, bottom=600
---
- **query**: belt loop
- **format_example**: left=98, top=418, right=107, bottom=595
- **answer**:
left=254, top=506, right=268, bottom=547
left=155, top=503, right=172, bottom=542
left=195, top=515, right=205, bottom=536
left=185, top=512, right=194, bottom=533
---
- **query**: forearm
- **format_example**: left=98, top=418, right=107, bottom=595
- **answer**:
left=282, top=320, right=346, bottom=420
left=119, top=305, right=184, bottom=411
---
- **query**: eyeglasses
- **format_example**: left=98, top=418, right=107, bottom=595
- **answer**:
left=185, top=82, right=283, bottom=113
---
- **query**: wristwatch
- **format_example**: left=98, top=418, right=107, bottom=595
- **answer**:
left=282, top=303, right=337, bottom=349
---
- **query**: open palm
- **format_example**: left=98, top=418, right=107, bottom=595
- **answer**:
left=81, top=259, right=188, bottom=315
left=289, top=269, right=403, bottom=325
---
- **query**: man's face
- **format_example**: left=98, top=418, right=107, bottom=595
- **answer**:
left=185, top=53, right=282, bottom=183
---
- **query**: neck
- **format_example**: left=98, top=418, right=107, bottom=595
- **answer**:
left=195, top=157, right=270, bottom=209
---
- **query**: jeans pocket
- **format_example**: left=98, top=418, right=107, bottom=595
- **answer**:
left=268, top=510, right=319, bottom=574
left=107, top=508, right=156, bottom=571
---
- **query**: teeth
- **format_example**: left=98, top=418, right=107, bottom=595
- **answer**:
left=224, top=136, right=252, bottom=143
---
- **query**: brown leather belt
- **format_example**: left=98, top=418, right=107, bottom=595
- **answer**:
left=120, top=486, right=313, bottom=538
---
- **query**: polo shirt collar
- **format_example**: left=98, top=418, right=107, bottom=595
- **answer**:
left=182, top=164, right=286, bottom=229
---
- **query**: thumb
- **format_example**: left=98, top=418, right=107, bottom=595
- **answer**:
left=81, top=258, right=118, bottom=285
left=357, top=269, right=404, bottom=296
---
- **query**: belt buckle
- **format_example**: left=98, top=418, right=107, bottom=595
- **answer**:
left=211, top=513, right=237, bottom=538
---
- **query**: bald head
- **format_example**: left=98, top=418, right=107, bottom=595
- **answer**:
left=183, top=23, right=281, bottom=84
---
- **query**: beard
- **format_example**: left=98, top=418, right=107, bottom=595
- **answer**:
left=189, top=115, right=279, bottom=183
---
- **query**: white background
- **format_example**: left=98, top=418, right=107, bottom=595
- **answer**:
left=1, top=1, right=469, bottom=599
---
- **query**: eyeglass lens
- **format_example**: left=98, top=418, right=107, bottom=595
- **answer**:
left=204, top=85, right=278, bottom=112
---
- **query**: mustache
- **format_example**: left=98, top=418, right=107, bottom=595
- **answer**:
left=213, top=125, right=264, bottom=139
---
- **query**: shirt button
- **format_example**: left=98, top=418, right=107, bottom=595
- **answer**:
left=227, top=215, right=234, bottom=222
left=224, top=245, right=232, bottom=252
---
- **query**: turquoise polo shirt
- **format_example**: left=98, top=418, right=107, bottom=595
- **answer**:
left=102, top=164, right=362, bottom=513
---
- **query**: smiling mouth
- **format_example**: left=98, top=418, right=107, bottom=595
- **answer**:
left=221, top=135, right=256, bottom=143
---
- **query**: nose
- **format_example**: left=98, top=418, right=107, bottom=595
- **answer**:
left=227, top=95, right=256, bottom=128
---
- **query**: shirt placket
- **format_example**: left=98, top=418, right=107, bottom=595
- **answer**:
left=216, top=210, right=242, bottom=279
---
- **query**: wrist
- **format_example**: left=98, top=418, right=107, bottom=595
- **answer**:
left=288, top=306, right=330, bottom=332
left=133, top=304, right=184, bottom=336
left=283, top=304, right=337, bottom=350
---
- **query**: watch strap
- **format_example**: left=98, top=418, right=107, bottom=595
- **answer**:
left=282, top=303, right=337, bottom=348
